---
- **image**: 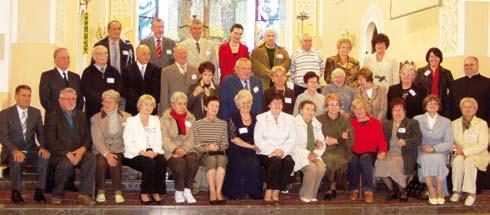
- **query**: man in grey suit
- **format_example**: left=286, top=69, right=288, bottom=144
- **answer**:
left=0, top=85, right=50, bottom=204
left=160, top=45, right=200, bottom=114
left=180, top=19, right=219, bottom=83
left=139, top=18, right=176, bottom=69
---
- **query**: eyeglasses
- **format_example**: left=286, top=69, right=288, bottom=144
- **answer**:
left=60, top=97, right=76, bottom=101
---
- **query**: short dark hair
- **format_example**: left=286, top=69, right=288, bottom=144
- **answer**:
left=299, top=100, right=317, bottom=112
left=230, top=23, right=244, bottom=32
left=422, top=94, right=442, bottom=111
left=425, top=47, right=443, bottom=64
left=204, top=95, right=220, bottom=107
left=357, top=68, right=374, bottom=83
left=15, top=85, right=31, bottom=95
left=268, top=93, right=284, bottom=105
left=107, top=20, right=122, bottom=30
left=198, top=61, right=216, bottom=74
left=389, top=97, right=406, bottom=112
left=303, top=72, right=319, bottom=84
left=371, top=33, right=390, bottom=51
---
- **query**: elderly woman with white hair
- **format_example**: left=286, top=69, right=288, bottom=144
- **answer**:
left=161, top=92, right=199, bottom=204
left=450, top=98, right=489, bottom=206
left=91, top=90, right=131, bottom=203
left=322, top=68, right=355, bottom=118
left=123, top=94, right=167, bottom=205
left=387, top=63, right=427, bottom=119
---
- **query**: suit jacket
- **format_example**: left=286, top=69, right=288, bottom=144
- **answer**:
left=218, top=74, right=264, bottom=121
left=39, top=68, right=84, bottom=113
left=218, top=42, right=249, bottom=82
left=0, top=106, right=46, bottom=163
left=160, top=63, right=200, bottom=114
left=180, top=38, right=219, bottom=82
left=121, top=62, right=161, bottom=115
left=250, top=44, right=291, bottom=89
left=451, top=117, right=489, bottom=171
left=44, top=109, right=91, bottom=157
left=187, top=81, right=220, bottom=120
left=414, top=65, right=453, bottom=117
left=387, top=83, right=427, bottom=119
left=81, top=64, right=123, bottom=119
left=382, top=118, right=422, bottom=175
left=448, top=74, right=490, bottom=124
left=90, top=111, right=131, bottom=156
left=414, top=113, right=453, bottom=153
left=139, top=36, right=176, bottom=69
left=93, top=37, right=135, bottom=70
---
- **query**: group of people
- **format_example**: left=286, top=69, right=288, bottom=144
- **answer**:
left=0, top=18, right=489, bottom=208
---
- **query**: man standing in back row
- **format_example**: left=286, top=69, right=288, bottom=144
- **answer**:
left=140, top=18, right=176, bottom=70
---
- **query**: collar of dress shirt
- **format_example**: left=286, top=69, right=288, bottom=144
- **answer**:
left=153, top=35, right=163, bottom=43
left=193, top=37, right=202, bottom=44
left=16, top=105, right=28, bottom=119
left=94, top=64, right=107, bottom=72
left=109, top=38, right=119, bottom=45
left=56, top=67, right=68, bottom=79
left=136, top=61, right=147, bottom=71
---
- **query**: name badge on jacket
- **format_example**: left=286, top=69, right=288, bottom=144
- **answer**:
left=107, top=78, right=115, bottom=84
left=285, top=97, right=292, bottom=104
left=398, top=127, right=406, bottom=133
left=185, top=120, right=192, bottom=128
left=253, top=86, right=259, bottom=93
left=239, top=127, right=248, bottom=134
left=468, top=132, right=478, bottom=140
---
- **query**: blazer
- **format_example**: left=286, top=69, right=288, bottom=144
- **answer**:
left=413, top=113, right=453, bottom=155
left=382, top=118, right=422, bottom=175
left=452, top=117, right=489, bottom=171
left=387, top=83, right=427, bottom=119
left=324, top=54, right=360, bottom=88
left=250, top=44, right=291, bottom=89
left=39, top=68, right=84, bottom=113
left=0, top=106, right=46, bottom=163
left=414, top=65, right=453, bottom=117
left=362, top=53, right=399, bottom=88
left=93, top=37, right=135, bottom=70
left=187, top=80, right=220, bottom=120
left=161, top=109, right=197, bottom=160
left=160, top=63, right=200, bottom=113
left=81, top=64, right=123, bottom=119
left=123, top=114, right=164, bottom=159
left=121, top=62, right=161, bottom=115
left=448, top=74, right=490, bottom=124
left=44, top=109, right=91, bottom=157
left=218, top=42, right=249, bottom=82
left=354, top=85, right=388, bottom=121
left=139, top=36, right=176, bottom=69
left=254, top=111, right=296, bottom=158
left=90, top=111, right=131, bottom=156
left=180, top=38, right=219, bottom=81
left=292, top=115, right=325, bottom=172
left=218, top=74, right=264, bottom=121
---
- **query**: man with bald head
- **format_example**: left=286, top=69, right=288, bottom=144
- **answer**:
left=81, top=45, right=123, bottom=119
left=160, top=45, right=200, bottom=113
left=121, top=44, right=161, bottom=115
left=140, top=18, right=176, bottom=69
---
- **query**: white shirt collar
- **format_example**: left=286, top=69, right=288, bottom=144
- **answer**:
left=193, top=37, right=201, bottom=44
left=56, top=67, right=68, bottom=79
left=94, top=64, right=107, bottom=72
left=153, top=35, right=163, bottom=43
left=176, top=63, right=187, bottom=74
left=426, top=112, right=438, bottom=129
left=136, top=61, right=147, bottom=71
left=16, top=105, right=28, bottom=119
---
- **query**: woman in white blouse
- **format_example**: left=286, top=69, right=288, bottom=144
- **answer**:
left=292, top=100, right=326, bottom=202
left=255, top=94, right=296, bottom=205
left=123, top=94, right=166, bottom=205
left=362, top=33, right=399, bottom=88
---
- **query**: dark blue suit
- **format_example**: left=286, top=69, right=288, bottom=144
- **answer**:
left=218, top=74, right=264, bottom=121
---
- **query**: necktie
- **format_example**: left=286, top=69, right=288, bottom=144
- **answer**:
left=243, top=80, right=249, bottom=90
left=100, top=67, right=105, bottom=79
left=196, top=42, right=201, bottom=54
left=21, top=110, right=27, bottom=140
left=141, top=65, right=146, bottom=80
left=306, top=122, right=315, bottom=152
left=179, top=65, right=186, bottom=75
left=110, top=42, right=120, bottom=71
left=156, top=39, right=162, bottom=59
left=62, top=72, right=69, bottom=87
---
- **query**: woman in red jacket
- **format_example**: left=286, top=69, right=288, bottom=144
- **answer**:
left=218, top=24, right=249, bottom=83
left=349, top=98, right=387, bottom=203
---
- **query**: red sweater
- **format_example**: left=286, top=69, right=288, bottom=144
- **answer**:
left=350, top=117, right=387, bottom=154
left=218, top=42, right=249, bottom=82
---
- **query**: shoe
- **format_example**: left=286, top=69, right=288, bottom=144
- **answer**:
left=151, top=195, right=162, bottom=205
left=115, top=194, right=125, bottom=204
left=96, top=193, right=106, bottom=203
left=65, top=182, right=78, bottom=192
left=386, top=191, right=398, bottom=200
left=310, top=198, right=318, bottom=202
left=428, top=198, right=438, bottom=205
left=399, top=190, right=408, bottom=202
left=79, top=195, right=96, bottom=206
left=350, top=190, right=359, bottom=200
left=364, top=192, right=374, bottom=203
left=450, top=193, right=460, bottom=202
left=175, top=191, right=185, bottom=204
left=272, top=200, right=281, bottom=206
left=217, top=199, right=227, bottom=204
left=299, top=196, right=311, bottom=203
left=139, top=195, right=152, bottom=205
left=331, top=190, right=337, bottom=198
left=51, top=197, right=62, bottom=205
left=464, top=195, right=475, bottom=206
left=183, top=188, right=197, bottom=203
left=280, top=189, right=289, bottom=194
left=34, top=188, right=47, bottom=203
left=11, top=190, right=25, bottom=204
left=264, top=200, right=274, bottom=205
left=209, top=200, right=218, bottom=205
left=437, top=198, right=445, bottom=205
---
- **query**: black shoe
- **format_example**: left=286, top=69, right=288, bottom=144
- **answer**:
left=217, top=199, right=227, bottom=204
left=324, top=192, right=332, bottom=201
left=34, top=188, right=47, bottom=203
left=209, top=200, right=218, bottom=205
left=399, top=190, right=408, bottom=202
left=65, top=183, right=78, bottom=192
left=386, top=191, right=398, bottom=200
left=11, top=190, right=25, bottom=204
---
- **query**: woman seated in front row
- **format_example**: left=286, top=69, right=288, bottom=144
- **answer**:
left=123, top=94, right=167, bottom=205
left=193, top=96, right=229, bottom=204
left=375, top=98, right=422, bottom=202
left=292, top=100, right=326, bottom=203
left=255, top=94, right=296, bottom=205
left=161, top=92, right=199, bottom=204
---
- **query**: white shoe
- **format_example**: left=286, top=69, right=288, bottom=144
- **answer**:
left=310, top=198, right=318, bottom=202
left=96, top=193, right=106, bottom=203
left=299, top=196, right=311, bottom=203
left=115, top=194, right=125, bottom=203
left=450, top=193, right=460, bottom=202
left=281, top=190, right=289, bottom=194
left=175, top=191, right=185, bottom=204
left=183, top=188, right=197, bottom=203
left=428, top=198, right=438, bottom=205
left=464, top=195, right=475, bottom=206
left=437, top=198, right=445, bottom=205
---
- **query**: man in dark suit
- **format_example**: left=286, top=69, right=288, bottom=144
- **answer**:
left=219, top=58, right=264, bottom=121
left=139, top=18, right=176, bottom=69
left=0, top=85, right=50, bottom=204
left=93, top=20, right=135, bottom=73
left=45, top=88, right=96, bottom=205
left=82, top=45, right=123, bottom=119
left=121, top=44, right=160, bottom=115
left=39, top=48, right=84, bottom=113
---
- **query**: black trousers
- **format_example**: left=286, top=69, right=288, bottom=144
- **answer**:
left=124, top=154, right=167, bottom=194
left=50, top=153, right=96, bottom=198
left=7, top=151, right=48, bottom=191
left=259, top=155, right=295, bottom=190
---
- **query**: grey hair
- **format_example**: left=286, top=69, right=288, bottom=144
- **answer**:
left=59, top=87, right=77, bottom=97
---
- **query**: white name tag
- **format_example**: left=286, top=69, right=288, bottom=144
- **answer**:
left=253, top=86, right=259, bottom=93
left=239, top=127, right=248, bottom=134
left=276, top=54, right=283, bottom=59
left=409, top=89, right=416, bottom=96
left=107, top=78, right=115, bottom=84
left=205, top=50, right=211, bottom=56
left=469, top=132, right=478, bottom=139
left=191, top=74, right=197, bottom=80
left=185, top=120, right=192, bottom=128
left=424, top=70, right=431, bottom=76
left=122, top=50, right=129, bottom=55
left=398, top=128, right=406, bottom=133
left=286, top=82, right=294, bottom=89
left=285, top=97, right=292, bottom=104
left=166, top=49, right=172, bottom=55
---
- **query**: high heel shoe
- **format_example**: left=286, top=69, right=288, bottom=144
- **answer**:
left=324, top=190, right=337, bottom=201
left=151, top=195, right=162, bottom=205
left=399, top=190, right=408, bottom=202
left=140, top=195, right=152, bottom=205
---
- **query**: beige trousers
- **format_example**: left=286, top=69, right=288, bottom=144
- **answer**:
left=452, top=155, right=478, bottom=194
left=299, top=160, right=326, bottom=199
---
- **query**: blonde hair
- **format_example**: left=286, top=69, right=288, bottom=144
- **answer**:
left=92, top=45, right=108, bottom=57
left=234, top=89, right=253, bottom=107
left=270, top=66, right=286, bottom=76
left=234, top=58, right=251, bottom=71
left=190, top=19, right=202, bottom=26
left=336, top=37, right=353, bottom=49
left=101, top=90, right=121, bottom=104
left=325, top=93, right=342, bottom=107
left=400, top=63, right=415, bottom=78
left=459, top=97, right=478, bottom=110
left=170, top=91, right=188, bottom=104
left=331, top=68, right=346, bottom=79
left=351, top=98, right=372, bottom=116
left=137, top=94, right=156, bottom=111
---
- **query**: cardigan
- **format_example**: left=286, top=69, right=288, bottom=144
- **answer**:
left=350, top=116, right=387, bottom=154
left=291, top=115, right=325, bottom=171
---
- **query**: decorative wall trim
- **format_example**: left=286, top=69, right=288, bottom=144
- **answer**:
left=439, top=0, right=464, bottom=57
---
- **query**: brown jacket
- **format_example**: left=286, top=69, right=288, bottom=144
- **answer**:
left=161, top=108, right=197, bottom=159
left=90, top=110, right=131, bottom=156
left=250, top=44, right=291, bottom=89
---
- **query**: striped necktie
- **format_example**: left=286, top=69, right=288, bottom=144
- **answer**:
left=21, top=110, right=27, bottom=140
